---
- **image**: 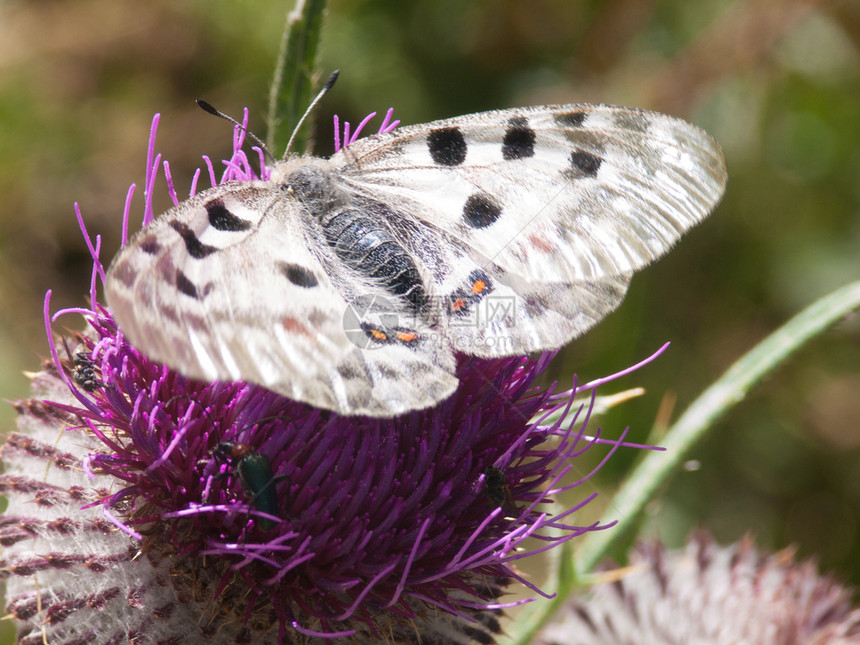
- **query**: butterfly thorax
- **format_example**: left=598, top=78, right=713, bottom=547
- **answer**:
left=276, top=158, right=346, bottom=213
left=280, top=160, right=428, bottom=313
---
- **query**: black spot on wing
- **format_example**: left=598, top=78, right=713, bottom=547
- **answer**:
left=279, top=262, right=319, bottom=288
left=175, top=271, right=199, bottom=299
left=555, top=110, right=588, bottom=128
left=569, top=150, right=603, bottom=177
left=139, top=235, right=161, bottom=255
left=613, top=109, right=650, bottom=133
left=463, top=193, right=502, bottom=228
left=337, top=362, right=364, bottom=380
left=169, top=221, right=217, bottom=259
left=206, top=199, right=252, bottom=232
left=428, top=127, right=467, bottom=166
left=502, top=116, right=535, bottom=160
left=109, top=260, right=136, bottom=288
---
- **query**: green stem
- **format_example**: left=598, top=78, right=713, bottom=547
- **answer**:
left=267, top=0, right=328, bottom=156
left=507, top=280, right=860, bottom=645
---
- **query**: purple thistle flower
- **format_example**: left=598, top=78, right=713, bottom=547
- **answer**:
left=537, top=531, right=860, bottom=644
left=0, top=109, right=651, bottom=643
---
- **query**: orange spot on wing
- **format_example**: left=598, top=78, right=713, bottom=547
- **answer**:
left=396, top=331, right=418, bottom=343
left=369, top=328, right=388, bottom=341
left=472, top=279, right=487, bottom=295
left=450, top=297, right=467, bottom=311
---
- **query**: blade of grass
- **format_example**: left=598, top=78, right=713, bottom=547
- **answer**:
left=267, top=0, right=328, bottom=156
left=507, top=280, right=860, bottom=645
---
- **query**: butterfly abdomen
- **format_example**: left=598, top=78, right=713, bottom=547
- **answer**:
left=284, top=163, right=428, bottom=312
left=322, top=208, right=427, bottom=312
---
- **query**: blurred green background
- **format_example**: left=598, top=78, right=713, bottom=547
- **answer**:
left=0, top=0, right=858, bottom=641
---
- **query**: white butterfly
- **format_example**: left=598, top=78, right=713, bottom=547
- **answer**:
left=106, top=101, right=727, bottom=417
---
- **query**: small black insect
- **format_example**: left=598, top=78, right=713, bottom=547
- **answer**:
left=211, top=441, right=287, bottom=531
left=483, top=465, right=518, bottom=516
left=63, top=338, right=106, bottom=392
left=73, top=353, right=103, bottom=392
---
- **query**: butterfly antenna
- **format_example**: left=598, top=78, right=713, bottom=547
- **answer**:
left=195, top=99, right=277, bottom=165
left=284, top=69, right=340, bottom=157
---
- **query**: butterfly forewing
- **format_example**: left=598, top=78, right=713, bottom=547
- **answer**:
left=338, top=104, right=726, bottom=283
left=106, top=102, right=726, bottom=416
left=106, top=182, right=458, bottom=416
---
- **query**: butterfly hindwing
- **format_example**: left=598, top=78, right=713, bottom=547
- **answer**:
left=383, top=219, right=631, bottom=357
